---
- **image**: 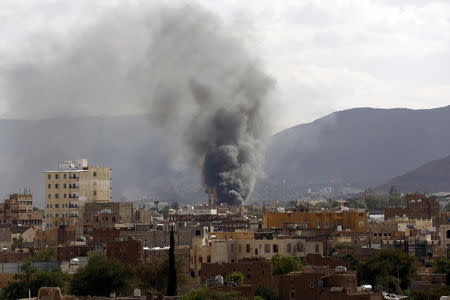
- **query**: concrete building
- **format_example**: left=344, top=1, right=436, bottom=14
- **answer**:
left=0, top=193, right=42, bottom=226
left=190, top=232, right=323, bottom=276
left=43, top=159, right=111, bottom=230
left=82, top=202, right=133, bottom=233
left=263, top=210, right=368, bottom=232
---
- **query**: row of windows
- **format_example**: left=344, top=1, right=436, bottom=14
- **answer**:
left=47, top=183, right=80, bottom=189
left=47, top=172, right=99, bottom=180
left=46, top=203, right=79, bottom=209
left=47, top=173, right=80, bottom=180
left=45, top=213, right=78, bottom=218
left=48, top=193, right=80, bottom=199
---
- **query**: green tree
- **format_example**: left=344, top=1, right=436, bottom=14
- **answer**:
left=2, top=263, right=70, bottom=300
left=180, top=287, right=247, bottom=300
left=341, top=253, right=360, bottom=271
left=408, top=286, right=450, bottom=300
left=358, top=249, right=417, bottom=292
left=433, top=257, right=450, bottom=285
left=70, top=254, right=134, bottom=296
left=167, top=226, right=177, bottom=296
left=224, top=272, right=244, bottom=286
left=135, top=256, right=184, bottom=296
left=254, top=285, right=276, bottom=300
left=271, top=254, right=302, bottom=275
left=11, top=236, right=24, bottom=251
left=31, top=248, right=57, bottom=262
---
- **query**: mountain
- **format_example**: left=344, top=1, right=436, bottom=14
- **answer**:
left=1, top=106, right=450, bottom=206
left=377, top=155, right=450, bottom=194
left=256, top=106, right=450, bottom=200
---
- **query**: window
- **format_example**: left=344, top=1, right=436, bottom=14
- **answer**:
left=199, top=256, right=203, bottom=263
left=207, top=256, right=211, bottom=263
left=63, top=183, right=66, bottom=188
left=93, top=191, right=97, bottom=196
left=55, top=204, right=59, bottom=208
left=63, top=174, right=66, bottom=179
left=246, top=244, right=251, bottom=253
left=48, top=174, right=51, bottom=179
left=93, top=171, right=97, bottom=177
left=55, top=194, right=59, bottom=199
left=55, top=213, right=59, bottom=217
left=55, top=174, right=59, bottom=179
left=48, top=194, right=51, bottom=199
left=48, top=184, right=51, bottom=189
left=64, top=194, right=67, bottom=199
left=264, top=244, right=270, bottom=253
left=286, top=243, right=292, bottom=253
left=273, top=244, right=279, bottom=253
left=55, top=184, right=59, bottom=189
left=315, top=244, right=320, bottom=253
left=447, top=230, right=450, bottom=239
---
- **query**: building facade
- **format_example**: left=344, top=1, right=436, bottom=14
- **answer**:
left=263, top=210, right=368, bottom=232
left=43, top=159, right=111, bottom=229
left=384, top=193, right=439, bottom=220
left=0, top=193, right=42, bottom=226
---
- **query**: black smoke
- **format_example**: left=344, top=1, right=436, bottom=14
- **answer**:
left=2, top=3, right=274, bottom=205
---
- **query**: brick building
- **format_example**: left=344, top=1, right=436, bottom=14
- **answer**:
left=201, top=259, right=276, bottom=293
left=263, top=210, right=368, bottom=232
left=384, top=194, right=439, bottom=220
left=106, top=238, right=143, bottom=265
left=0, top=193, right=42, bottom=226
left=278, top=266, right=382, bottom=300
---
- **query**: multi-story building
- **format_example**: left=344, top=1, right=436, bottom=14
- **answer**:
left=190, top=231, right=324, bottom=276
left=82, top=202, right=133, bottom=234
left=384, top=193, right=439, bottom=221
left=263, top=209, right=368, bottom=232
left=43, top=159, right=111, bottom=230
left=0, top=193, right=42, bottom=227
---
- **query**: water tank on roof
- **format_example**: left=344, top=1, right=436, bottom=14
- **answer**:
left=335, top=266, right=347, bottom=272
left=215, top=275, right=224, bottom=285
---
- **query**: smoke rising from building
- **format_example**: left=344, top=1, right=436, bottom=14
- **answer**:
left=2, top=3, right=274, bottom=205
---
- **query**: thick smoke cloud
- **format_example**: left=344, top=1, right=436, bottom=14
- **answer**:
left=3, top=3, right=274, bottom=205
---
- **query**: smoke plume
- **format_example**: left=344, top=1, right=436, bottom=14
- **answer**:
left=3, top=3, right=274, bottom=205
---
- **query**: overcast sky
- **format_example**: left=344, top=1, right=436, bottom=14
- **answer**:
left=0, top=0, right=449, bottom=132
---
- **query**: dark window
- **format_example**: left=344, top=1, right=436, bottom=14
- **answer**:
left=48, top=184, right=51, bottom=189
left=447, top=230, right=450, bottom=239
left=55, top=174, right=59, bottom=179
left=48, top=194, right=51, bottom=199
left=273, top=244, right=279, bottom=253
left=63, top=174, right=66, bottom=179
left=55, top=184, right=59, bottom=189
left=63, top=184, right=66, bottom=188
left=55, top=194, right=59, bottom=199
left=93, top=171, right=97, bottom=177
left=48, top=174, right=51, bottom=179
left=246, top=244, right=251, bottom=253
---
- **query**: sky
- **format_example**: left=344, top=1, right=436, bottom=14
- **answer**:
left=0, top=0, right=449, bottom=132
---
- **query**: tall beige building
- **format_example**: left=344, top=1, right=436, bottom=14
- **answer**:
left=43, top=159, right=111, bottom=229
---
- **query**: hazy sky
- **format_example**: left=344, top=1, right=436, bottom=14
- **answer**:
left=0, top=0, right=449, bottom=132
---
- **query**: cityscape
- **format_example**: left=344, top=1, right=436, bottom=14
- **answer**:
left=0, top=1, right=450, bottom=300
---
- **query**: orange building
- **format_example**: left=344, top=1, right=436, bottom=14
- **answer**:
left=263, top=210, right=368, bottom=232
